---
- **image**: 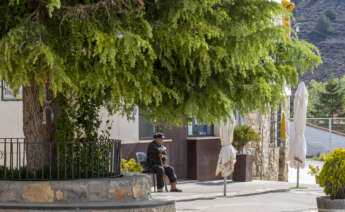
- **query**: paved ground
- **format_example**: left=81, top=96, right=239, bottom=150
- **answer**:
left=288, top=159, right=323, bottom=185
left=152, top=180, right=322, bottom=212
left=174, top=189, right=321, bottom=212
left=152, top=160, right=324, bottom=212
left=290, top=121, right=345, bottom=156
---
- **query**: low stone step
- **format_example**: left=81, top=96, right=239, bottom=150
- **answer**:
left=0, top=199, right=175, bottom=212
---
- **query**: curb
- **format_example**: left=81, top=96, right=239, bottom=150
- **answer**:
left=171, top=188, right=291, bottom=202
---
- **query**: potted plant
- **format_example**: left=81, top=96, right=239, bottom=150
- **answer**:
left=317, top=148, right=345, bottom=212
left=232, top=125, right=261, bottom=182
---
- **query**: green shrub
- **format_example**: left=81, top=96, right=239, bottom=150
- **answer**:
left=315, top=15, right=334, bottom=34
left=318, top=148, right=345, bottom=199
left=121, top=158, right=143, bottom=173
left=233, top=125, right=261, bottom=153
left=325, top=9, right=336, bottom=21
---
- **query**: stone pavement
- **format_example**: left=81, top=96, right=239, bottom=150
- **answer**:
left=151, top=180, right=323, bottom=212
left=151, top=159, right=324, bottom=212
left=151, top=179, right=321, bottom=202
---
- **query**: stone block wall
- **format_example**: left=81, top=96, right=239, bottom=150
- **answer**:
left=244, top=111, right=271, bottom=180
left=242, top=105, right=289, bottom=181
left=265, top=147, right=280, bottom=181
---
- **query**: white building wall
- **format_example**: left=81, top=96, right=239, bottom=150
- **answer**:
left=99, top=108, right=140, bottom=143
left=0, top=101, right=140, bottom=143
left=0, top=101, right=24, bottom=138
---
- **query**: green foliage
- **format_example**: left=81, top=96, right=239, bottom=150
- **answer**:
left=311, top=152, right=329, bottom=161
left=121, top=158, right=143, bottom=173
left=313, top=76, right=345, bottom=118
left=325, top=9, right=336, bottom=21
left=315, top=15, right=334, bottom=34
left=0, top=143, right=114, bottom=179
left=46, top=0, right=61, bottom=17
left=53, top=88, right=113, bottom=143
left=307, top=79, right=325, bottom=117
left=52, top=91, right=114, bottom=175
left=233, top=125, right=261, bottom=152
left=308, top=76, right=345, bottom=118
left=308, top=164, right=320, bottom=177
left=318, top=148, right=345, bottom=199
left=289, top=186, right=308, bottom=189
left=0, top=165, right=53, bottom=179
left=0, top=0, right=322, bottom=126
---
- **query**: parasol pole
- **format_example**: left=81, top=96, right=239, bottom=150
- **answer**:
left=224, top=175, right=227, bottom=196
left=294, top=156, right=302, bottom=188
left=297, top=165, right=300, bottom=188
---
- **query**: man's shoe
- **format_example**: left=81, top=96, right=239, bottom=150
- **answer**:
left=170, top=182, right=182, bottom=192
left=157, top=189, right=163, bottom=192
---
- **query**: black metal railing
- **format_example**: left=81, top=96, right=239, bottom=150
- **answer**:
left=0, top=138, right=121, bottom=180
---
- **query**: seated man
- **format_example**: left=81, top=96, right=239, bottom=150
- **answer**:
left=146, top=132, right=182, bottom=192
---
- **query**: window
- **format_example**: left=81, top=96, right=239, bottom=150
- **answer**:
left=188, top=120, right=214, bottom=136
left=1, top=81, right=22, bottom=101
left=139, top=113, right=157, bottom=140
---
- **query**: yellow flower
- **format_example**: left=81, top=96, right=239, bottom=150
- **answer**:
left=282, top=0, right=295, bottom=12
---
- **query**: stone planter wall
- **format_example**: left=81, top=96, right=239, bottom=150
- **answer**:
left=0, top=173, right=151, bottom=203
left=0, top=173, right=176, bottom=211
left=0, top=200, right=176, bottom=212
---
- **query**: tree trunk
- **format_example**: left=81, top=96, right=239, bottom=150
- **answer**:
left=23, top=81, right=59, bottom=170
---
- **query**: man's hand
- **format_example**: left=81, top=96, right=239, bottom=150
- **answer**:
left=158, top=153, right=163, bottom=159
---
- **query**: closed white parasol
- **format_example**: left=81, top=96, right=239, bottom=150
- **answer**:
left=216, top=114, right=237, bottom=196
left=288, top=82, right=308, bottom=187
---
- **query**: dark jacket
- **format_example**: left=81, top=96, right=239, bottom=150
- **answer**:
left=146, top=141, right=168, bottom=168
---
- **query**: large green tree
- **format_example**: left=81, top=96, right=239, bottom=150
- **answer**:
left=308, top=79, right=325, bottom=117
left=0, top=0, right=321, bottom=169
left=313, top=77, right=345, bottom=119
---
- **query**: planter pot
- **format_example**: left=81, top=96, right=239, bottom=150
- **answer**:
left=317, top=196, right=345, bottom=212
left=232, top=154, right=253, bottom=182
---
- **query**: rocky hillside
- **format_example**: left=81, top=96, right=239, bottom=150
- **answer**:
left=293, top=0, right=345, bottom=83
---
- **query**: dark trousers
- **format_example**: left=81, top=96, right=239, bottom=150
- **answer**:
left=152, top=164, right=177, bottom=189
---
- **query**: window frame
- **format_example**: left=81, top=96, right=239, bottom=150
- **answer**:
left=187, top=120, right=214, bottom=137
left=138, top=112, right=157, bottom=140
left=1, top=81, right=22, bottom=101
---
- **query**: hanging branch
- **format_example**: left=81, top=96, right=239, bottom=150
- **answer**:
left=38, top=0, right=144, bottom=14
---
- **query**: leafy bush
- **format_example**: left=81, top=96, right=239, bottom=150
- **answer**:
left=233, top=125, right=261, bottom=153
left=318, top=148, right=345, bottom=199
left=325, top=9, right=336, bottom=21
left=315, top=15, right=334, bottom=34
left=121, top=158, right=143, bottom=173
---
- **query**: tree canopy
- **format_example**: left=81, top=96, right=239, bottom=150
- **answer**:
left=310, top=76, right=345, bottom=118
left=315, top=14, right=334, bottom=34
left=0, top=0, right=321, bottom=125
